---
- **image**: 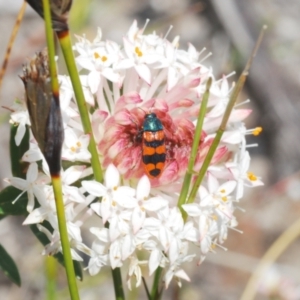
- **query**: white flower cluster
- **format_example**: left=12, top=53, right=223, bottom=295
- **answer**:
left=6, top=21, right=263, bottom=288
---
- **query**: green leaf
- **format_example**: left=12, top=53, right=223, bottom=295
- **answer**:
left=10, top=124, right=30, bottom=179
left=0, top=244, right=21, bottom=286
left=0, top=186, right=28, bottom=216
left=30, top=223, right=83, bottom=281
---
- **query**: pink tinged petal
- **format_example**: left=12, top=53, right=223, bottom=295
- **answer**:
left=115, top=92, right=142, bottom=112
left=167, top=66, right=179, bottom=91
left=132, top=207, right=145, bottom=234
left=88, top=71, right=101, bottom=94
left=149, top=249, right=161, bottom=275
left=229, top=109, right=252, bottom=122
left=92, top=109, right=109, bottom=123
left=82, top=180, right=107, bottom=197
left=157, top=161, right=179, bottom=185
left=110, top=240, right=122, bottom=269
left=136, top=175, right=150, bottom=200
left=113, top=110, right=134, bottom=125
left=134, top=64, right=151, bottom=85
left=27, top=163, right=38, bottom=183
left=105, top=164, right=120, bottom=188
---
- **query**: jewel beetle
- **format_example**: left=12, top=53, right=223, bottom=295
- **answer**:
left=141, top=112, right=166, bottom=178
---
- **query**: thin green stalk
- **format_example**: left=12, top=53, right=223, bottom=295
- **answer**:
left=187, top=25, right=267, bottom=204
left=177, top=78, right=212, bottom=218
left=46, top=256, right=57, bottom=300
left=57, top=30, right=103, bottom=183
left=142, top=277, right=151, bottom=300
left=43, top=2, right=80, bottom=299
left=42, top=0, right=59, bottom=94
left=111, top=267, right=125, bottom=300
left=150, top=267, right=163, bottom=300
left=52, top=176, right=80, bottom=300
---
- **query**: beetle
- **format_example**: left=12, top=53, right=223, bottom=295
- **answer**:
left=141, top=112, right=166, bottom=178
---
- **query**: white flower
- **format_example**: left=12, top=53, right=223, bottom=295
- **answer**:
left=5, top=162, right=46, bottom=212
left=62, top=128, right=91, bottom=162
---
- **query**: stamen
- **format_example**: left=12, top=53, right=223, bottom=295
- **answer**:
left=199, top=52, right=212, bottom=63
left=163, top=25, right=173, bottom=40
left=71, top=146, right=76, bottom=152
left=135, top=47, right=143, bottom=57
left=247, top=172, right=257, bottom=181
left=94, top=52, right=100, bottom=59
left=76, top=141, right=81, bottom=147
left=141, top=19, right=150, bottom=34
left=198, top=47, right=206, bottom=57
left=101, top=56, right=108, bottom=62
left=252, top=127, right=262, bottom=136
left=246, top=143, right=258, bottom=148
left=235, top=99, right=250, bottom=108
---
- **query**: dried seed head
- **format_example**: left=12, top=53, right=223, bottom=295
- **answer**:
left=26, top=0, right=72, bottom=32
left=21, top=49, right=64, bottom=175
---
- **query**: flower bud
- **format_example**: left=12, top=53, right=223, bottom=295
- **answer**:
left=21, top=49, right=64, bottom=176
left=26, top=0, right=72, bottom=32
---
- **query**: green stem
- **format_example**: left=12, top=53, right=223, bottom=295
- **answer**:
left=177, top=78, right=212, bottom=219
left=46, top=256, right=57, bottom=300
left=57, top=30, right=103, bottom=183
left=142, top=277, right=151, bottom=300
left=187, top=26, right=267, bottom=205
left=111, top=267, right=125, bottom=300
left=150, top=267, right=163, bottom=300
left=42, top=0, right=59, bottom=94
left=52, top=176, right=80, bottom=300
left=43, top=1, right=79, bottom=299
